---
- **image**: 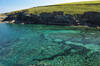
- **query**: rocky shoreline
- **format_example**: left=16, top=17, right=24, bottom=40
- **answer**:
left=0, top=15, right=7, bottom=23
left=3, top=11, right=100, bottom=27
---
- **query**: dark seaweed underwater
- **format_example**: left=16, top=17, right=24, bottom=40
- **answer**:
left=0, top=23, right=100, bottom=66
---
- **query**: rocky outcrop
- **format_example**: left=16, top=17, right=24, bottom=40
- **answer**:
left=81, top=12, right=100, bottom=27
left=3, top=11, right=100, bottom=27
left=0, top=15, right=7, bottom=22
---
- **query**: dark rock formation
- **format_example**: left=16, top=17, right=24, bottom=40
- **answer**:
left=3, top=11, right=100, bottom=27
left=32, top=44, right=90, bottom=61
left=82, top=12, right=100, bottom=27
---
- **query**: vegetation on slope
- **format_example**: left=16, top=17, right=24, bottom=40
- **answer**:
left=9, top=1, right=100, bottom=15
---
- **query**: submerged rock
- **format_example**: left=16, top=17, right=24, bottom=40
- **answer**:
left=0, top=24, right=100, bottom=66
left=54, top=39, right=63, bottom=43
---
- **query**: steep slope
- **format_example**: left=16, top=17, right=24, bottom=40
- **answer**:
left=9, top=1, right=100, bottom=15
left=3, top=1, right=100, bottom=27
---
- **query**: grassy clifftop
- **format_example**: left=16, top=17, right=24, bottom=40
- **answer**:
left=9, top=1, right=100, bottom=15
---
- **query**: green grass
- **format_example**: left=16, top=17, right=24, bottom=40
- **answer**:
left=9, top=1, right=100, bottom=15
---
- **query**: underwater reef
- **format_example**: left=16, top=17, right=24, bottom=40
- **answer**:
left=0, top=26, right=100, bottom=66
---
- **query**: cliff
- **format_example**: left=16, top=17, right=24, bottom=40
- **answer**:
left=3, top=1, right=100, bottom=27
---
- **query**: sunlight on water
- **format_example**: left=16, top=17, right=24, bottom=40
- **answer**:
left=0, top=23, right=100, bottom=66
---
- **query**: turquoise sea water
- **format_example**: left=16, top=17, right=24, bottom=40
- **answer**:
left=0, top=23, right=100, bottom=66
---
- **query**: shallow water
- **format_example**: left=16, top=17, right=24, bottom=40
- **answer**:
left=0, top=23, right=100, bottom=66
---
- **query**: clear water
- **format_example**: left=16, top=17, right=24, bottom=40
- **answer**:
left=0, top=23, right=100, bottom=66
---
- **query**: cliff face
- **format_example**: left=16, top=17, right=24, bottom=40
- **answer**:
left=3, top=11, right=100, bottom=27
